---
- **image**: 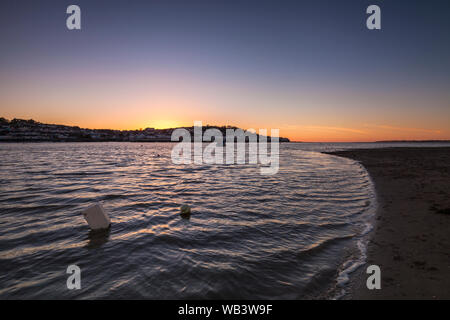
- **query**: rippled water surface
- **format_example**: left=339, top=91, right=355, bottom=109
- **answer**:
left=0, top=142, right=380, bottom=299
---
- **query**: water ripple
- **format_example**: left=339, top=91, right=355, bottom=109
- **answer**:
left=0, top=142, right=375, bottom=299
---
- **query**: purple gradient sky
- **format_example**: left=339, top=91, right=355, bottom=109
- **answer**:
left=1, top=0, right=449, bottom=141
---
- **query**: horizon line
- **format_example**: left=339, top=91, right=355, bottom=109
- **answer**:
left=2, top=116, right=449, bottom=144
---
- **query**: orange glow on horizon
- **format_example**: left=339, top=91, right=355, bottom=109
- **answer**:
left=3, top=115, right=447, bottom=143
left=2, top=64, right=449, bottom=142
left=148, top=119, right=186, bottom=130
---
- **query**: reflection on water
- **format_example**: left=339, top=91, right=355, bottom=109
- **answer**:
left=0, top=142, right=382, bottom=299
left=86, top=228, right=111, bottom=249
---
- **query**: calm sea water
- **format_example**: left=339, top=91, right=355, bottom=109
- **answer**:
left=0, top=142, right=448, bottom=299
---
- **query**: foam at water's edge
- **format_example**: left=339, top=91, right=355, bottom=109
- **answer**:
left=332, top=162, right=377, bottom=300
left=333, top=223, right=373, bottom=299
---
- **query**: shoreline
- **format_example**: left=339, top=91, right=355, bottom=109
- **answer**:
left=326, top=147, right=450, bottom=299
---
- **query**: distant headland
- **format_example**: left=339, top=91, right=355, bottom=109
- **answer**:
left=0, top=118, right=290, bottom=143
left=374, top=140, right=450, bottom=143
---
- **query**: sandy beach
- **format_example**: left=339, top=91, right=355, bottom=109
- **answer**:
left=327, top=147, right=450, bottom=299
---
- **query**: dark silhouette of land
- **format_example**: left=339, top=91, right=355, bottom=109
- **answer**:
left=0, top=118, right=289, bottom=143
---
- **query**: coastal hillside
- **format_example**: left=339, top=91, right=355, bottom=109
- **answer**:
left=0, top=118, right=289, bottom=143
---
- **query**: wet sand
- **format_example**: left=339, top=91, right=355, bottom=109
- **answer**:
left=326, top=147, right=450, bottom=299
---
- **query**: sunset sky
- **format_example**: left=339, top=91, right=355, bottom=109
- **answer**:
left=1, top=0, right=449, bottom=142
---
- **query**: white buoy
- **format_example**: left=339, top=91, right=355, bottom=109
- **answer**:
left=82, top=203, right=111, bottom=230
